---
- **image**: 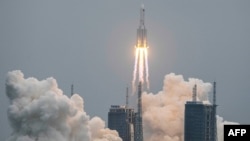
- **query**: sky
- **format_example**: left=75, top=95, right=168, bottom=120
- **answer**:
left=0, top=0, right=250, bottom=140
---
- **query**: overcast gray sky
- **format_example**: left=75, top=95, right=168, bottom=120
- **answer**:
left=0, top=0, right=249, bottom=140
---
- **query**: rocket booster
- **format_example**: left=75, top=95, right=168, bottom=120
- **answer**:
left=136, top=5, right=147, bottom=48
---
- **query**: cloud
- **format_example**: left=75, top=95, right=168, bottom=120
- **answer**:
left=5, top=70, right=238, bottom=141
left=142, top=73, right=238, bottom=141
left=89, top=117, right=122, bottom=141
left=5, top=70, right=121, bottom=141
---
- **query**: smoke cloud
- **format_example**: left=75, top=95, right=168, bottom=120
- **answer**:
left=5, top=70, right=238, bottom=141
left=5, top=70, right=122, bottom=141
left=142, top=73, right=238, bottom=141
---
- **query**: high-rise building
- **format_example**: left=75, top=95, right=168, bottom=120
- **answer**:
left=184, top=84, right=217, bottom=141
left=108, top=82, right=143, bottom=141
left=184, top=101, right=216, bottom=141
left=108, top=105, right=135, bottom=141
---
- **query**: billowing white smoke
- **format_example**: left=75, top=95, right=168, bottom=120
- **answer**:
left=5, top=70, right=122, bottom=141
left=142, top=73, right=238, bottom=141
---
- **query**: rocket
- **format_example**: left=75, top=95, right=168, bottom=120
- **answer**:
left=132, top=4, right=150, bottom=94
left=136, top=4, right=148, bottom=48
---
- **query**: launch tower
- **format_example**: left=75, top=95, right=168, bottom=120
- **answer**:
left=212, top=82, right=218, bottom=141
left=134, top=82, right=143, bottom=141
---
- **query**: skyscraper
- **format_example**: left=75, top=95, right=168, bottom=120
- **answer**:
left=184, top=84, right=217, bottom=141
left=108, top=105, right=135, bottom=141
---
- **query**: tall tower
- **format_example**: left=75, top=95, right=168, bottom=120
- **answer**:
left=192, top=84, right=197, bottom=102
left=212, top=82, right=217, bottom=141
left=126, top=86, right=129, bottom=108
left=134, top=82, right=143, bottom=141
left=71, top=84, right=74, bottom=96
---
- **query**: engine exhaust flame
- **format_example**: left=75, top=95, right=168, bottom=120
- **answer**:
left=132, top=46, right=149, bottom=93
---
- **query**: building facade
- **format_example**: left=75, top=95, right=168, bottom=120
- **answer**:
left=184, top=83, right=217, bottom=141
left=108, top=105, right=135, bottom=141
left=184, top=101, right=216, bottom=141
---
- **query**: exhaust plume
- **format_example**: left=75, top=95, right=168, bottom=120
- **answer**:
left=142, top=73, right=238, bottom=141
left=5, top=70, right=122, bottom=141
left=132, top=47, right=150, bottom=93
